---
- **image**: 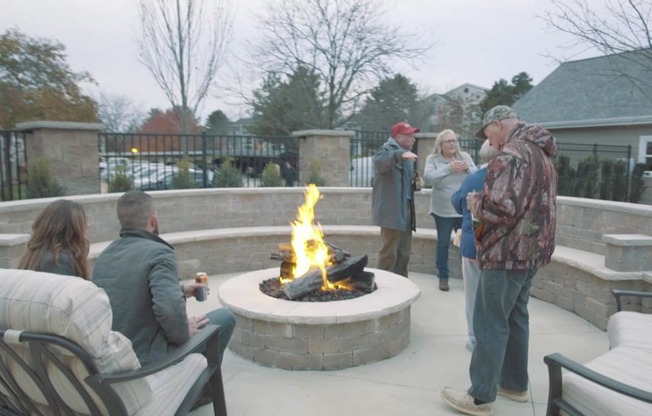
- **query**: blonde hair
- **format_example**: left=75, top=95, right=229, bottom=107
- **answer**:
left=18, top=199, right=90, bottom=279
left=431, top=129, right=462, bottom=158
left=479, top=139, right=499, bottom=163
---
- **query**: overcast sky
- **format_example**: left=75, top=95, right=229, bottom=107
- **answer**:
left=1, top=0, right=599, bottom=122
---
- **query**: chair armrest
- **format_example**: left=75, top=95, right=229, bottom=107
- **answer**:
left=544, top=353, right=652, bottom=404
left=87, top=325, right=220, bottom=385
left=612, top=289, right=652, bottom=311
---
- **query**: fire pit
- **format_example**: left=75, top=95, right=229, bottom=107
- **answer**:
left=218, top=185, right=420, bottom=370
left=218, top=267, right=420, bottom=370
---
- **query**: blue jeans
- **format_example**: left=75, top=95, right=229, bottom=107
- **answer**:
left=432, top=214, right=462, bottom=280
left=462, top=257, right=481, bottom=349
left=206, top=308, right=236, bottom=363
left=468, top=268, right=537, bottom=403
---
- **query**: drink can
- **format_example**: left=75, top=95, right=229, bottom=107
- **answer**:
left=195, top=272, right=208, bottom=301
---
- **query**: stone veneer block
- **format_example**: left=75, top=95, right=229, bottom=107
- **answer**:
left=603, top=234, right=652, bottom=272
left=219, top=268, right=420, bottom=370
left=0, top=234, right=30, bottom=268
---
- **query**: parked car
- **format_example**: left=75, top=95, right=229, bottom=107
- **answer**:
left=349, top=156, right=374, bottom=187
left=139, top=167, right=214, bottom=191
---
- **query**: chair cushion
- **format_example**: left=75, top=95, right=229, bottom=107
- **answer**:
left=608, top=311, right=652, bottom=349
left=562, top=346, right=652, bottom=416
left=136, top=353, right=207, bottom=416
left=0, top=268, right=152, bottom=414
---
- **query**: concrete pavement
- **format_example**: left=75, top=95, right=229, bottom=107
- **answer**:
left=188, top=272, right=608, bottom=416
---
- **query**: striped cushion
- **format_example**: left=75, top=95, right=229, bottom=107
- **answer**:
left=0, top=268, right=151, bottom=414
left=608, top=311, right=652, bottom=350
left=562, top=347, right=652, bottom=416
left=136, top=353, right=207, bottom=416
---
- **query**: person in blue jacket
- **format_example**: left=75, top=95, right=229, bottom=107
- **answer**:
left=451, top=139, right=497, bottom=351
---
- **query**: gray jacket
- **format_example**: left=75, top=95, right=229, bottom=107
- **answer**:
left=424, top=152, right=477, bottom=217
left=372, top=138, right=416, bottom=231
left=92, top=227, right=189, bottom=366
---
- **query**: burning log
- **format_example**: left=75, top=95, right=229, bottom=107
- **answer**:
left=270, top=242, right=351, bottom=264
left=349, top=271, right=376, bottom=293
left=282, top=255, right=368, bottom=300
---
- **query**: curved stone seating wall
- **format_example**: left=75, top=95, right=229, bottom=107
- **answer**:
left=1, top=189, right=651, bottom=330
left=0, top=188, right=435, bottom=244
left=87, top=225, right=440, bottom=279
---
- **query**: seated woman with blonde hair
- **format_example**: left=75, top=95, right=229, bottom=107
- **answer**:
left=18, top=199, right=90, bottom=279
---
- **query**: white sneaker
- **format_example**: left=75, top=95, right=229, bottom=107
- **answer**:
left=497, top=385, right=529, bottom=402
left=441, top=387, right=493, bottom=416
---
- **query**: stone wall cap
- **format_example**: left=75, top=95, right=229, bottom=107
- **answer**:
left=602, top=234, right=652, bottom=246
left=0, top=234, right=30, bottom=246
left=15, top=121, right=104, bottom=132
left=292, top=129, right=356, bottom=138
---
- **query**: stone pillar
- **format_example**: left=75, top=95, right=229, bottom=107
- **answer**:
left=293, top=129, right=355, bottom=187
left=415, top=132, right=437, bottom=177
left=15, top=121, right=103, bottom=195
left=603, top=234, right=652, bottom=272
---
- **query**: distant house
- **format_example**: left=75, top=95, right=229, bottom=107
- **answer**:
left=513, top=50, right=652, bottom=174
left=425, top=83, right=487, bottom=138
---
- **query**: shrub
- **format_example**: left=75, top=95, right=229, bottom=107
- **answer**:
left=554, top=155, right=575, bottom=196
left=108, top=166, right=133, bottom=193
left=305, top=158, right=326, bottom=186
left=260, top=162, right=284, bottom=187
left=612, top=160, right=627, bottom=202
left=171, top=158, right=195, bottom=189
left=213, top=158, right=242, bottom=188
left=26, top=157, right=66, bottom=198
left=628, top=163, right=647, bottom=203
left=574, top=154, right=599, bottom=198
left=599, top=159, right=614, bottom=200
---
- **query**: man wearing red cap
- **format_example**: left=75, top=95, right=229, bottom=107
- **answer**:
left=371, top=121, right=420, bottom=277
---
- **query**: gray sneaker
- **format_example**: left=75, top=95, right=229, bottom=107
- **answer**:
left=497, top=385, right=529, bottom=402
left=441, top=387, right=493, bottom=416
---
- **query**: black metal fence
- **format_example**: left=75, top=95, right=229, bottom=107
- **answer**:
left=0, top=130, right=634, bottom=200
left=0, top=130, right=27, bottom=201
left=99, top=133, right=300, bottom=190
left=350, top=133, right=633, bottom=193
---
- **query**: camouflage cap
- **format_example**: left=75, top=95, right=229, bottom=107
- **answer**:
left=475, top=105, right=518, bottom=139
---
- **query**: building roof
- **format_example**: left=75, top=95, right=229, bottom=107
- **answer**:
left=513, top=50, right=652, bottom=128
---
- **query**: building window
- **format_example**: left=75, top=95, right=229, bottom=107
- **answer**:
left=639, top=135, right=652, bottom=173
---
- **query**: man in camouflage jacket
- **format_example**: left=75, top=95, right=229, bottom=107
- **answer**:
left=441, top=105, right=558, bottom=416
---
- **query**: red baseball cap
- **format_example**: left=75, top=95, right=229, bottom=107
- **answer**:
left=391, top=121, right=420, bottom=138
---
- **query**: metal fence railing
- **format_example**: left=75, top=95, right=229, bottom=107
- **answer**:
left=1, top=130, right=635, bottom=200
left=0, top=130, right=27, bottom=201
left=99, top=133, right=300, bottom=190
left=350, top=132, right=633, bottom=194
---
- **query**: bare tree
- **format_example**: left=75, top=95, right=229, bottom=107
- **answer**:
left=137, top=0, right=233, bottom=139
left=542, top=0, right=652, bottom=92
left=252, top=0, right=432, bottom=129
left=96, top=93, right=145, bottom=133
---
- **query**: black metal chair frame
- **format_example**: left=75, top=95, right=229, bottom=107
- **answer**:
left=0, top=324, right=227, bottom=416
left=543, top=289, right=652, bottom=416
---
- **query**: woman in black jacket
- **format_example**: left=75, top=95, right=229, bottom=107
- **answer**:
left=18, top=199, right=90, bottom=279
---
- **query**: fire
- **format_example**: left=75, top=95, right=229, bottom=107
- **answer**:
left=283, top=184, right=332, bottom=288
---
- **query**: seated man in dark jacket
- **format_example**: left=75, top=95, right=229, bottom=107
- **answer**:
left=93, top=190, right=235, bottom=366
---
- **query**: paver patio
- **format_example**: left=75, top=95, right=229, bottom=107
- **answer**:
left=188, top=271, right=609, bottom=416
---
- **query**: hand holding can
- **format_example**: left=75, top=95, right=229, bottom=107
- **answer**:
left=195, top=272, right=208, bottom=302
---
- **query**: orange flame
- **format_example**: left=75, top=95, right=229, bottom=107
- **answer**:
left=283, top=184, right=332, bottom=288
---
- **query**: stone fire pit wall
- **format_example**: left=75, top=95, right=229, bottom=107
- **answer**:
left=219, top=268, right=421, bottom=370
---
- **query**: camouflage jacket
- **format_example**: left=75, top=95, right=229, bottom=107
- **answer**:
left=473, top=122, right=558, bottom=270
